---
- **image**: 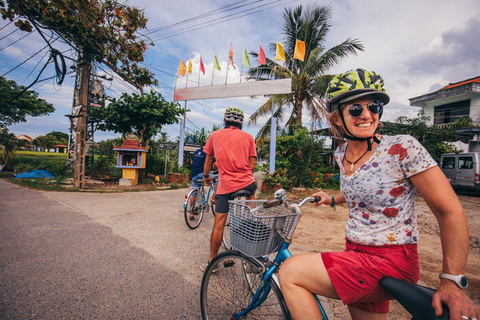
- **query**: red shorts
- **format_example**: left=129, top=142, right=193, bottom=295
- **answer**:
left=321, top=239, right=420, bottom=314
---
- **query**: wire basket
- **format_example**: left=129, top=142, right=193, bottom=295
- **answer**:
left=228, top=200, right=298, bottom=257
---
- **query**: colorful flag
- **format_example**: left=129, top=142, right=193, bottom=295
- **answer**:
left=178, top=59, right=186, bottom=77
left=294, top=39, right=306, bottom=61
left=214, top=52, right=221, bottom=71
left=188, top=57, right=193, bottom=74
left=275, top=42, right=286, bottom=61
left=242, top=47, right=250, bottom=67
left=258, top=45, right=266, bottom=65
left=199, top=55, right=205, bottom=75
left=229, top=42, right=236, bottom=69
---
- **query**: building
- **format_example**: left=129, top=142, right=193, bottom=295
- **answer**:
left=409, top=76, right=480, bottom=152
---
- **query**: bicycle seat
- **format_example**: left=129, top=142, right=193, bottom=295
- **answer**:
left=380, top=277, right=449, bottom=320
left=231, top=189, right=252, bottom=198
left=195, top=178, right=205, bottom=185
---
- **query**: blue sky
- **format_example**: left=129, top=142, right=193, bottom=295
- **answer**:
left=1, top=0, right=479, bottom=142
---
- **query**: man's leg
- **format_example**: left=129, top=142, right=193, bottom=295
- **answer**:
left=208, top=212, right=228, bottom=262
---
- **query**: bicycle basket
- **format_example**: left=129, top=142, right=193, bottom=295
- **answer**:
left=228, top=200, right=298, bottom=257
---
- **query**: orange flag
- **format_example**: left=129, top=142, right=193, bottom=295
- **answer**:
left=178, top=60, right=187, bottom=77
left=229, top=42, right=236, bottom=69
left=294, top=39, right=306, bottom=61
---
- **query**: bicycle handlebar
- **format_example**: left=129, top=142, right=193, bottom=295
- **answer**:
left=262, top=196, right=320, bottom=209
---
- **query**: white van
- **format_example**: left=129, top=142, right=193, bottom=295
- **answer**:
left=440, top=152, right=480, bottom=192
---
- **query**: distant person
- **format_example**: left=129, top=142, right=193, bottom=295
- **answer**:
left=200, top=107, right=257, bottom=271
left=189, top=143, right=216, bottom=220
left=279, top=68, right=479, bottom=320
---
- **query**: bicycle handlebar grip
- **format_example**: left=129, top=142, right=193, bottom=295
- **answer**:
left=310, top=196, right=321, bottom=203
left=263, top=198, right=283, bottom=208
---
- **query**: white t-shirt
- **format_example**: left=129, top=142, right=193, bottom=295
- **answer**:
left=334, top=135, right=437, bottom=246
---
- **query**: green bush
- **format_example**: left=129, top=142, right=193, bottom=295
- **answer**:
left=264, top=128, right=339, bottom=190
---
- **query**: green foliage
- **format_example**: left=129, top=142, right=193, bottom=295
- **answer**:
left=33, top=131, right=69, bottom=149
left=0, top=127, right=17, bottom=166
left=263, top=128, right=338, bottom=190
left=90, top=91, right=184, bottom=147
left=1, top=0, right=157, bottom=89
left=0, top=77, right=54, bottom=127
left=381, top=113, right=467, bottom=162
left=87, top=139, right=120, bottom=176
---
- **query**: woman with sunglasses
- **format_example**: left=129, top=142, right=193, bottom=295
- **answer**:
left=279, top=68, right=479, bottom=320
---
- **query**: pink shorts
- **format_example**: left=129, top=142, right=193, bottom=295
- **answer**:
left=321, top=239, right=420, bottom=314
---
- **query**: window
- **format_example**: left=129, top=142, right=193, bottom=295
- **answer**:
left=458, top=156, right=473, bottom=169
left=434, top=100, right=470, bottom=124
left=442, top=157, right=455, bottom=169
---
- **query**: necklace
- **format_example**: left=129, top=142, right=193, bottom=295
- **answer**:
left=343, top=144, right=369, bottom=172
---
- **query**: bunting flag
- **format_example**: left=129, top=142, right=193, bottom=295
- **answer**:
left=229, top=42, right=236, bottom=69
left=258, top=44, right=266, bottom=65
left=242, top=47, right=250, bottom=67
left=214, top=52, right=221, bottom=71
left=294, top=39, right=306, bottom=61
left=178, top=59, right=187, bottom=77
left=188, top=57, right=193, bottom=74
left=199, top=55, right=205, bottom=75
left=275, top=42, right=286, bottom=61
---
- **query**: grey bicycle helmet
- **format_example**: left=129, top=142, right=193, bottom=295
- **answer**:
left=224, top=106, right=244, bottom=125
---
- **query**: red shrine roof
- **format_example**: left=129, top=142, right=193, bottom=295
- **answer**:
left=113, top=139, right=148, bottom=152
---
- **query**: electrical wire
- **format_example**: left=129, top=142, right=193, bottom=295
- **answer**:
left=0, top=32, right=32, bottom=52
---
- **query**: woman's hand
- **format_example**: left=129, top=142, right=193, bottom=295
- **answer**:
left=312, top=190, right=332, bottom=207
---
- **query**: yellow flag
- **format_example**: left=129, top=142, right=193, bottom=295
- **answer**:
left=294, top=39, right=306, bottom=61
left=188, top=57, right=193, bottom=74
left=275, top=42, right=286, bottom=61
left=178, top=60, right=186, bottom=77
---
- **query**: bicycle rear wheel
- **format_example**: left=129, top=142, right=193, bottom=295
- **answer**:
left=200, top=251, right=290, bottom=319
left=184, top=189, right=205, bottom=229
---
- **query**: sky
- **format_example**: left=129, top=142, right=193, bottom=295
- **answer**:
left=1, top=0, right=480, bottom=143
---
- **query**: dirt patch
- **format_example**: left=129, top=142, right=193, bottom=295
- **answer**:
left=287, top=189, right=480, bottom=319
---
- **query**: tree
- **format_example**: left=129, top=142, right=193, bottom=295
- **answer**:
left=33, top=131, right=69, bottom=150
left=381, top=113, right=462, bottom=162
left=1, top=0, right=157, bottom=91
left=0, top=128, right=17, bottom=166
left=90, top=91, right=184, bottom=148
left=0, top=77, right=54, bottom=127
left=246, top=4, right=364, bottom=145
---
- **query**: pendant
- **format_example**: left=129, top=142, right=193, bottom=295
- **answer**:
left=350, top=163, right=354, bottom=172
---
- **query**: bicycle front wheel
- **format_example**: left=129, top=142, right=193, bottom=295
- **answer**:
left=200, top=251, right=290, bottom=319
left=184, top=189, right=205, bottom=229
left=222, top=220, right=230, bottom=250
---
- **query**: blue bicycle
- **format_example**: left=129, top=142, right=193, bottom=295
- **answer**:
left=184, top=173, right=218, bottom=230
left=200, top=189, right=450, bottom=319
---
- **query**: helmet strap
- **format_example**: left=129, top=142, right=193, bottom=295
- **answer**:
left=339, top=109, right=380, bottom=151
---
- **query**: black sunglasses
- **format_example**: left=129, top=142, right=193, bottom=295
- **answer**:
left=347, top=100, right=384, bottom=118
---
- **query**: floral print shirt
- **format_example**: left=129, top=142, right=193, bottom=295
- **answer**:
left=334, top=135, right=437, bottom=246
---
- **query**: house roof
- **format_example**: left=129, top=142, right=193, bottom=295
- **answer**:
left=16, top=134, right=34, bottom=141
left=440, top=76, right=480, bottom=91
left=409, top=75, right=480, bottom=106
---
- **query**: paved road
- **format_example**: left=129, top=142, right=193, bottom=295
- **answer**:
left=0, top=178, right=218, bottom=319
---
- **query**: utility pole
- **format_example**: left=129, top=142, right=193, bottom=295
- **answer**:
left=73, top=52, right=90, bottom=189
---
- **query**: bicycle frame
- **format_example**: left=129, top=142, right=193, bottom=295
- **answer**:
left=234, top=198, right=329, bottom=319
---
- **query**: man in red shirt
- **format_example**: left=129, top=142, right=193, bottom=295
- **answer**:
left=200, top=107, right=257, bottom=271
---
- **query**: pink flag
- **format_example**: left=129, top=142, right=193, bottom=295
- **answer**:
left=258, top=44, right=266, bottom=65
left=199, top=55, right=205, bottom=75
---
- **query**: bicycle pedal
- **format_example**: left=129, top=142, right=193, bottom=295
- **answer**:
left=223, top=260, right=235, bottom=268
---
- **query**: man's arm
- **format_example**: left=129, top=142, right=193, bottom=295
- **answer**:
left=203, top=154, right=215, bottom=183
left=249, top=156, right=256, bottom=173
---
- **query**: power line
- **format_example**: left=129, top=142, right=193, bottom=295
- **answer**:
left=0, top=31, right=32, bottom=52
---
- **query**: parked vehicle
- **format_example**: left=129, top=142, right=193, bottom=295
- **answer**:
left=440, top=152, right=480, bottom=192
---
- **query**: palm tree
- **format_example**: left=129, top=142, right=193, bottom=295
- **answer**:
left=246, top=4, right=364, bottom=145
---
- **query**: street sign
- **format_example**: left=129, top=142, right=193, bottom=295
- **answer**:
left=158, top=142, right=177, bottom=150
left=184, top=142, right=200, bottom=154
left=186, top=136, right=194, bottom=143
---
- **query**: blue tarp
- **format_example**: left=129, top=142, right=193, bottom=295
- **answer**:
left=15, top=170, right=55, bottom=179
